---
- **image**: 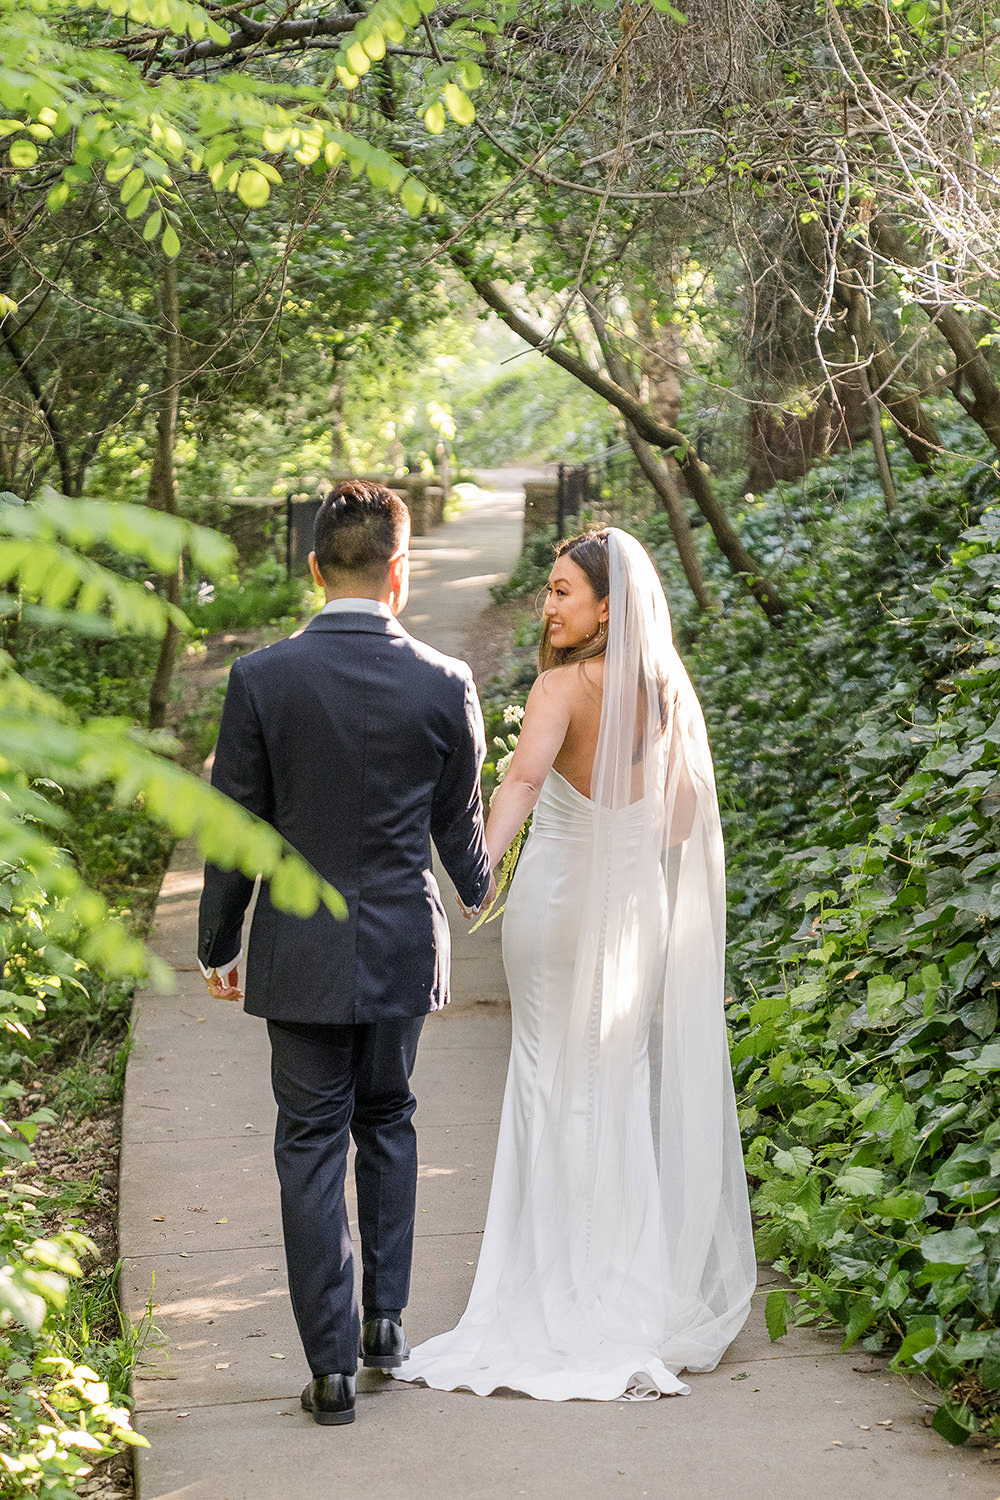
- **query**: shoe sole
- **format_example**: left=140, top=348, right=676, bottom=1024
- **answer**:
left=361, top=1352, right=407, bottom=1369
left=301, top=1399, right=356, bottom=1426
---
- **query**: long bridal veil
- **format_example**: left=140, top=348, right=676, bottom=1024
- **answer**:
left=570, top=526, right=757, bottom=1373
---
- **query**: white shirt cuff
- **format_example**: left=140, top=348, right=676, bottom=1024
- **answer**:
left=199, top=950, right=242, bottom=980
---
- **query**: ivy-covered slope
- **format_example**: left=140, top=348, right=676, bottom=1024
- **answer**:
left=710, top=485, right=1000, bottom=1443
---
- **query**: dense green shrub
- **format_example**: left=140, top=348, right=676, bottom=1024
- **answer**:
left=183, top=557, right=309, bottom=635
left=0, top=490, right=342, bottom=1494
left=724, top=501, right=1000, bottom=1443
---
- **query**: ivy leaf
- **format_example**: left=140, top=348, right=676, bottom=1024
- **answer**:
left=931, top=1402, right=974, bottom=1446
left=773, top=1145, right=812, bottom=1177
left=870, top=1190, right=924, bottom=1220
left=866, top=974, right=905, bottom=1020
left=833, top=1165, right=884, bottom=1199
left=920, top=1228, right=984, bottom=1266
left=764, top=1288, right=788, bottom=1340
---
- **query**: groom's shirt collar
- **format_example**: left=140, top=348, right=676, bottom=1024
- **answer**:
left=320, top=597, right=392, bottom=618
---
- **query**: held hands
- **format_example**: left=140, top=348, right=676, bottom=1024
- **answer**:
left=203, top=966, right=243, bottom=1002
left=455, top=871, right=498, bottom=921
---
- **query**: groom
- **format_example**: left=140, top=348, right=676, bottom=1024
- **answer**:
left=197, top=479, right=494, bottom=1426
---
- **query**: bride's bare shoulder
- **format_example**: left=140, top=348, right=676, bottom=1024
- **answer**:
left=533, top=659, right=603, bottom=703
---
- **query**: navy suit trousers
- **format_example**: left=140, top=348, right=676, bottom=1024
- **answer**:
left=267, top=1016, right=424, bottom=1376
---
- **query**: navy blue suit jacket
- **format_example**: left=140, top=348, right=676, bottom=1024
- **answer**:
left=197, top=610, right=492, bottom=1024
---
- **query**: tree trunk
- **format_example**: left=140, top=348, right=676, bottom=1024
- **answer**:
left=329, top=355, right=347, bottom=469
left=624, top=423, right=714, bottom=611
left=634, top=306, right=683, bottom=430
left=148, top=257, right=182, bottom=732
left=873, top=216, right=1000, bottom=454
left=797, top=216, right=941, bottom=472
left=583, top=296, right=713, bottom=612
left=0, top=323, right=75, bottom=495
left=453, top=254, right=784, bottom=621
left=858, top=367, right=897, bottom=515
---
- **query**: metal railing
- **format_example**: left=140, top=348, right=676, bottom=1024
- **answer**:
left=555, top=441, right=656, bottom=537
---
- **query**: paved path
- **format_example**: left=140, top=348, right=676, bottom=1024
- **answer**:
left=121, top=483, right=998, bottom=1499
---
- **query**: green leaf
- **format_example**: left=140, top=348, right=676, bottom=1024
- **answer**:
left=345, top=41, right=371, bottom=76
left=870, top=1190, right=924, bottom=1220
left=400, top=177, right=426, bottom=218
left=932, top=1145, right=997, bottom=1206
left=236, top=167, right=270, bottom=207
left=979, top=1331, right=1000, bottom=1392
left=161, top=223, right=181, bottom=258
left=143, top=209, right=162, bottom=242
left=119, top=166, right=144, bottom=203
left=649, top=0, right=687, bottom=20
left=443, top=83, right=475, bottom=124
left=0, top=1270, right=48, bottom=1334
left=9, top=138, right=38, bottom=168
left=931, top=1402, right=974, bottom=1445
left=895, top=1324, right=937, bottom=1362
left=866, top=974, right=905, bottom=1020
left=966, top=1043, right=1000, bottom=1072
left=764, top=1288, right=788, bottom=1340
left=269, top=856, right=323, bottom=917
left=125, top=187, right=151, bottom=220
left=920, top=1228, right=983, bottom=1266
left=749, top=991, right=787, bottom=1023
left=840, top=1298, right=879, bottom=1352
left=424, top=101, right=446, bottom=135
left=832, top=1165, right=884, bottom=1198
left=773, top=1145, right=812, bottom=1177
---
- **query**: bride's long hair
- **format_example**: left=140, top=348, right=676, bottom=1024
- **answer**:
left=537, top=529, right=610, bottom=673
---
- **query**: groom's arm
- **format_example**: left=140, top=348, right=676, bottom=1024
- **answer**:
left=430, top=670, right=492, bottom=910
left=198, top=657, right=274, bottom=977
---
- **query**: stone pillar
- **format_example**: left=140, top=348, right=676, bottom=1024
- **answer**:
left=326, top=473, right=444, bottom=536
left=399, top=476, right=431, bottom=535
left=425, top=487, right=445, bottom=527
left=523, top=479, right=560, bottom=539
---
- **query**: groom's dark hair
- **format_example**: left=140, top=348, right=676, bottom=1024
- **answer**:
left=313, top=479, right=410, bottom=586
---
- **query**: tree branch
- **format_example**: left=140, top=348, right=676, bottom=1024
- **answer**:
left=0, top=324, right=75, bottom=496
left=450, top=250, right=783, bottom=620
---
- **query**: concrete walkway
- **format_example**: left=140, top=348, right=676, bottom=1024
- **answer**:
left=121, top=484, right=998, bottom=1499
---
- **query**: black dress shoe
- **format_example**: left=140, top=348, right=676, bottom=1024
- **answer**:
left=300, top=1373, right=356, bottom=1425
left=360, top=1317, right=410, bottom=1369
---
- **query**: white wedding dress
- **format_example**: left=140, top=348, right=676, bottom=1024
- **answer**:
left=396, top=530, right=756, bottom=1401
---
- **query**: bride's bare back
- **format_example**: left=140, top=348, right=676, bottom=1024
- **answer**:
left=549, top=659, right=605, bottom=796
left=484, top=658, right=606, bottom=871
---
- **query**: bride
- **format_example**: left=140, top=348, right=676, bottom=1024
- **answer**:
left=396, top=526, right=756, bottom=1401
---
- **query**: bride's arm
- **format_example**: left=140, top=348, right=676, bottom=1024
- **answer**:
left=486, top=670, right=572, bottom=867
